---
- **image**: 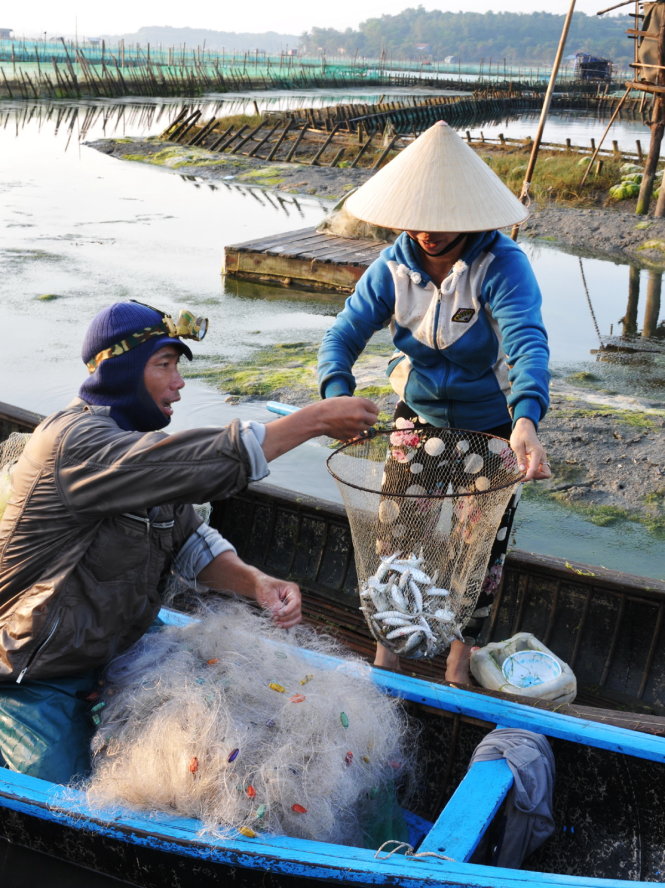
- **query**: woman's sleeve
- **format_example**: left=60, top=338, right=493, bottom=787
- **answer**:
left=484, top=244, right=550, bottom=428
left=317, top=258, right=396, bottom=399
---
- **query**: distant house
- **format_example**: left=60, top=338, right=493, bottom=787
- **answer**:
left=415, top=43, right=431, bottom=54
left=0, top=28, right=13, bottom=40
left=574, top=52, right=613, bottom=82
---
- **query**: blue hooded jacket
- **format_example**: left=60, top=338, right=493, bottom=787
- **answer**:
left=318, top=230, right=549, bottom=431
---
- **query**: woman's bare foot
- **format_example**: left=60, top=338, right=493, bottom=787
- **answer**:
left=445, top=640, right=478, bottom=684
left=374, top=642, right=401, bottom=672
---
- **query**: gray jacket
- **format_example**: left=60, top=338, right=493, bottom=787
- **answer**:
left=0, top=400, right=256, bottom=682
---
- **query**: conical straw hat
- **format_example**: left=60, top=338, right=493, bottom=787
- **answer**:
left=345, top=121, right=528, bottom=232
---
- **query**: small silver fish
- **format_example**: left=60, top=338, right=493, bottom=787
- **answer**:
left=427, top=587, right=451, bottom=597
left=373, top=609, right=415, bottom=621
left=389, top=583, right=409, bottom=613
left=417, top=616, right=436, bottom=640
left=409, top=567, right=432, bottom=584
left=385, top=624, right=423, bottom=640
left=398, top=631, right=425, bottom=655
left=432, top=607, right=455, bottom=623
left=408, top=578, right=423, bottom=613
left=369, top=588, right=390, bottom=611
left=379, top=616, right=415, bottom=627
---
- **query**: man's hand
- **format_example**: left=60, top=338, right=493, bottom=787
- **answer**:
left=262, top=396, right=379, bottom=461
left=510, top=417, right=552, bottom=482
left=253, top=575, right=302, bottom=629
left=197, top=551, right=302, bottom=629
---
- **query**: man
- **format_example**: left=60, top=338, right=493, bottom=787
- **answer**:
left=0, top=300, right=378, bottom=783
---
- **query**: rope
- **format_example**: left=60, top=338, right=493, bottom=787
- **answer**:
left=375, top=839, right=457, bottom=862
left=578, top=257, right=603, bottom=345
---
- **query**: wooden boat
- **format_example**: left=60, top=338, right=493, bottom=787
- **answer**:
left=0, top=605, right=664, bottom=887
left=1, top=399, right=665, bottom=884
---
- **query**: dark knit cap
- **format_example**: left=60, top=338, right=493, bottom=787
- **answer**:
left=78, top=302, right=193, bottom=432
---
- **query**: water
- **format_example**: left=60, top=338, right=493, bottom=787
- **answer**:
left=0, top=96, right=663, bottom=582
left=0, top=95, right=663, bottom=884
left=463, top=108, right=651, bottom=154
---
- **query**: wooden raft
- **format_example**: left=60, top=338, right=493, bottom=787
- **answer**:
left=223, top=226, right=390, bottom=293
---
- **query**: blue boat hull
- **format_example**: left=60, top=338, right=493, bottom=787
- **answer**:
left=1, top=609, right=664, bottom=887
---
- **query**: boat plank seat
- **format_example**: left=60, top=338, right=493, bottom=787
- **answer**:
left=417, top=757, right=513, bottom=862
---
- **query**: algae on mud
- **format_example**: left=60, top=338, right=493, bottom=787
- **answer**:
left=187, top=341, right=393, bottom=404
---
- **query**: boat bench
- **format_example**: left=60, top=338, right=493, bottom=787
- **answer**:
left=417, top=756, right=514, bottom=862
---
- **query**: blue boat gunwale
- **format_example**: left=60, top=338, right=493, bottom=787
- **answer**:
left=2, top=604, right=663, bottom=888
left=160, top=607, right=665, bottom=763
left=0, top=764, right=658, bottom=888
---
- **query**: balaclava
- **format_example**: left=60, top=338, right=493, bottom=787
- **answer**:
left=79, top=302, right=193, bottom=432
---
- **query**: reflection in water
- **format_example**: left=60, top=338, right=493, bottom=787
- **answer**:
left=2, top=92, right=469, bottom=145
left=643, top=271, right=664, bottom=339
left=0, top=98, right=655, bottom=154
left=178, top=175, right=308, bottom=221
left=582, top=259, right=665, bottom=371
left=0, top=98, right=178, bottom=145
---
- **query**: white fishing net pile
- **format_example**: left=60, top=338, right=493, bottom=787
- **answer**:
left=87, top=599, right=415, bottom=844
left=0, top=432, right=30, bottom=521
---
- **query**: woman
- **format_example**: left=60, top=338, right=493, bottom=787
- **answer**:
left=317, top=121, right=551, bottom=683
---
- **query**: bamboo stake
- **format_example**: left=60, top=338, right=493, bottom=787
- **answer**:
left=511, top=0, right=576, bottom=240
left=580, top=86, right=631, bottom=186
left=639, top=10, right=665, bottom=216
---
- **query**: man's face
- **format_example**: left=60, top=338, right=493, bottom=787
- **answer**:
left=406, top=230, right=461, bottom=256
left=143, top=346, right=185, bottom=421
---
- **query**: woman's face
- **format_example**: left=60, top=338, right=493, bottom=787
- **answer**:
left=406, top=230, right=463, bottom=257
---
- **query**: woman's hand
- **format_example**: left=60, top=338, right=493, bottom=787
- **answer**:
left=510, top=417, right=552, bottom=481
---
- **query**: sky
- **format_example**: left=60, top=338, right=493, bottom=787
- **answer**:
left=6, top=1, right=624, bottom=40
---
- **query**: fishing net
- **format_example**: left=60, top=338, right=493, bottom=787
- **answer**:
left=87, top=599, right=415, bottom=845
left=0, top=432, right=31, bottom=522
left=326, top=426, right=523, bottom=659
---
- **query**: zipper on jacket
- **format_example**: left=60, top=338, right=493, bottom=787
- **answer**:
left=16, top=614, right=62, bottom=684
left=432, top=289, right=443, bottom=350
left=431, top=288, right=451, bottom=407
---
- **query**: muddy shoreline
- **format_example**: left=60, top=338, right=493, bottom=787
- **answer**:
left=89, top=136, right=665, bottom=270
left=88, top=137, right=665, bottom=538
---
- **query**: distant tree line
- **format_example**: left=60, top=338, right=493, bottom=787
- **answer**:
left=107, top=26, right=302, bottom=55
left=299, top=9, right=632, bottom=65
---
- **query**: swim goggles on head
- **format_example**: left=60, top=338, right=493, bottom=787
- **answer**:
left=85, top=300, right=208, bottom=373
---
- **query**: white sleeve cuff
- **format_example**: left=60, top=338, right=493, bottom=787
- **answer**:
left=240, top=420, right=269, bottom=482
left=173, top=524, right=236, bottom=581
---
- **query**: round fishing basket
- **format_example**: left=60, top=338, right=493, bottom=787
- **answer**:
left=326, top=426, right=524, bottom=659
